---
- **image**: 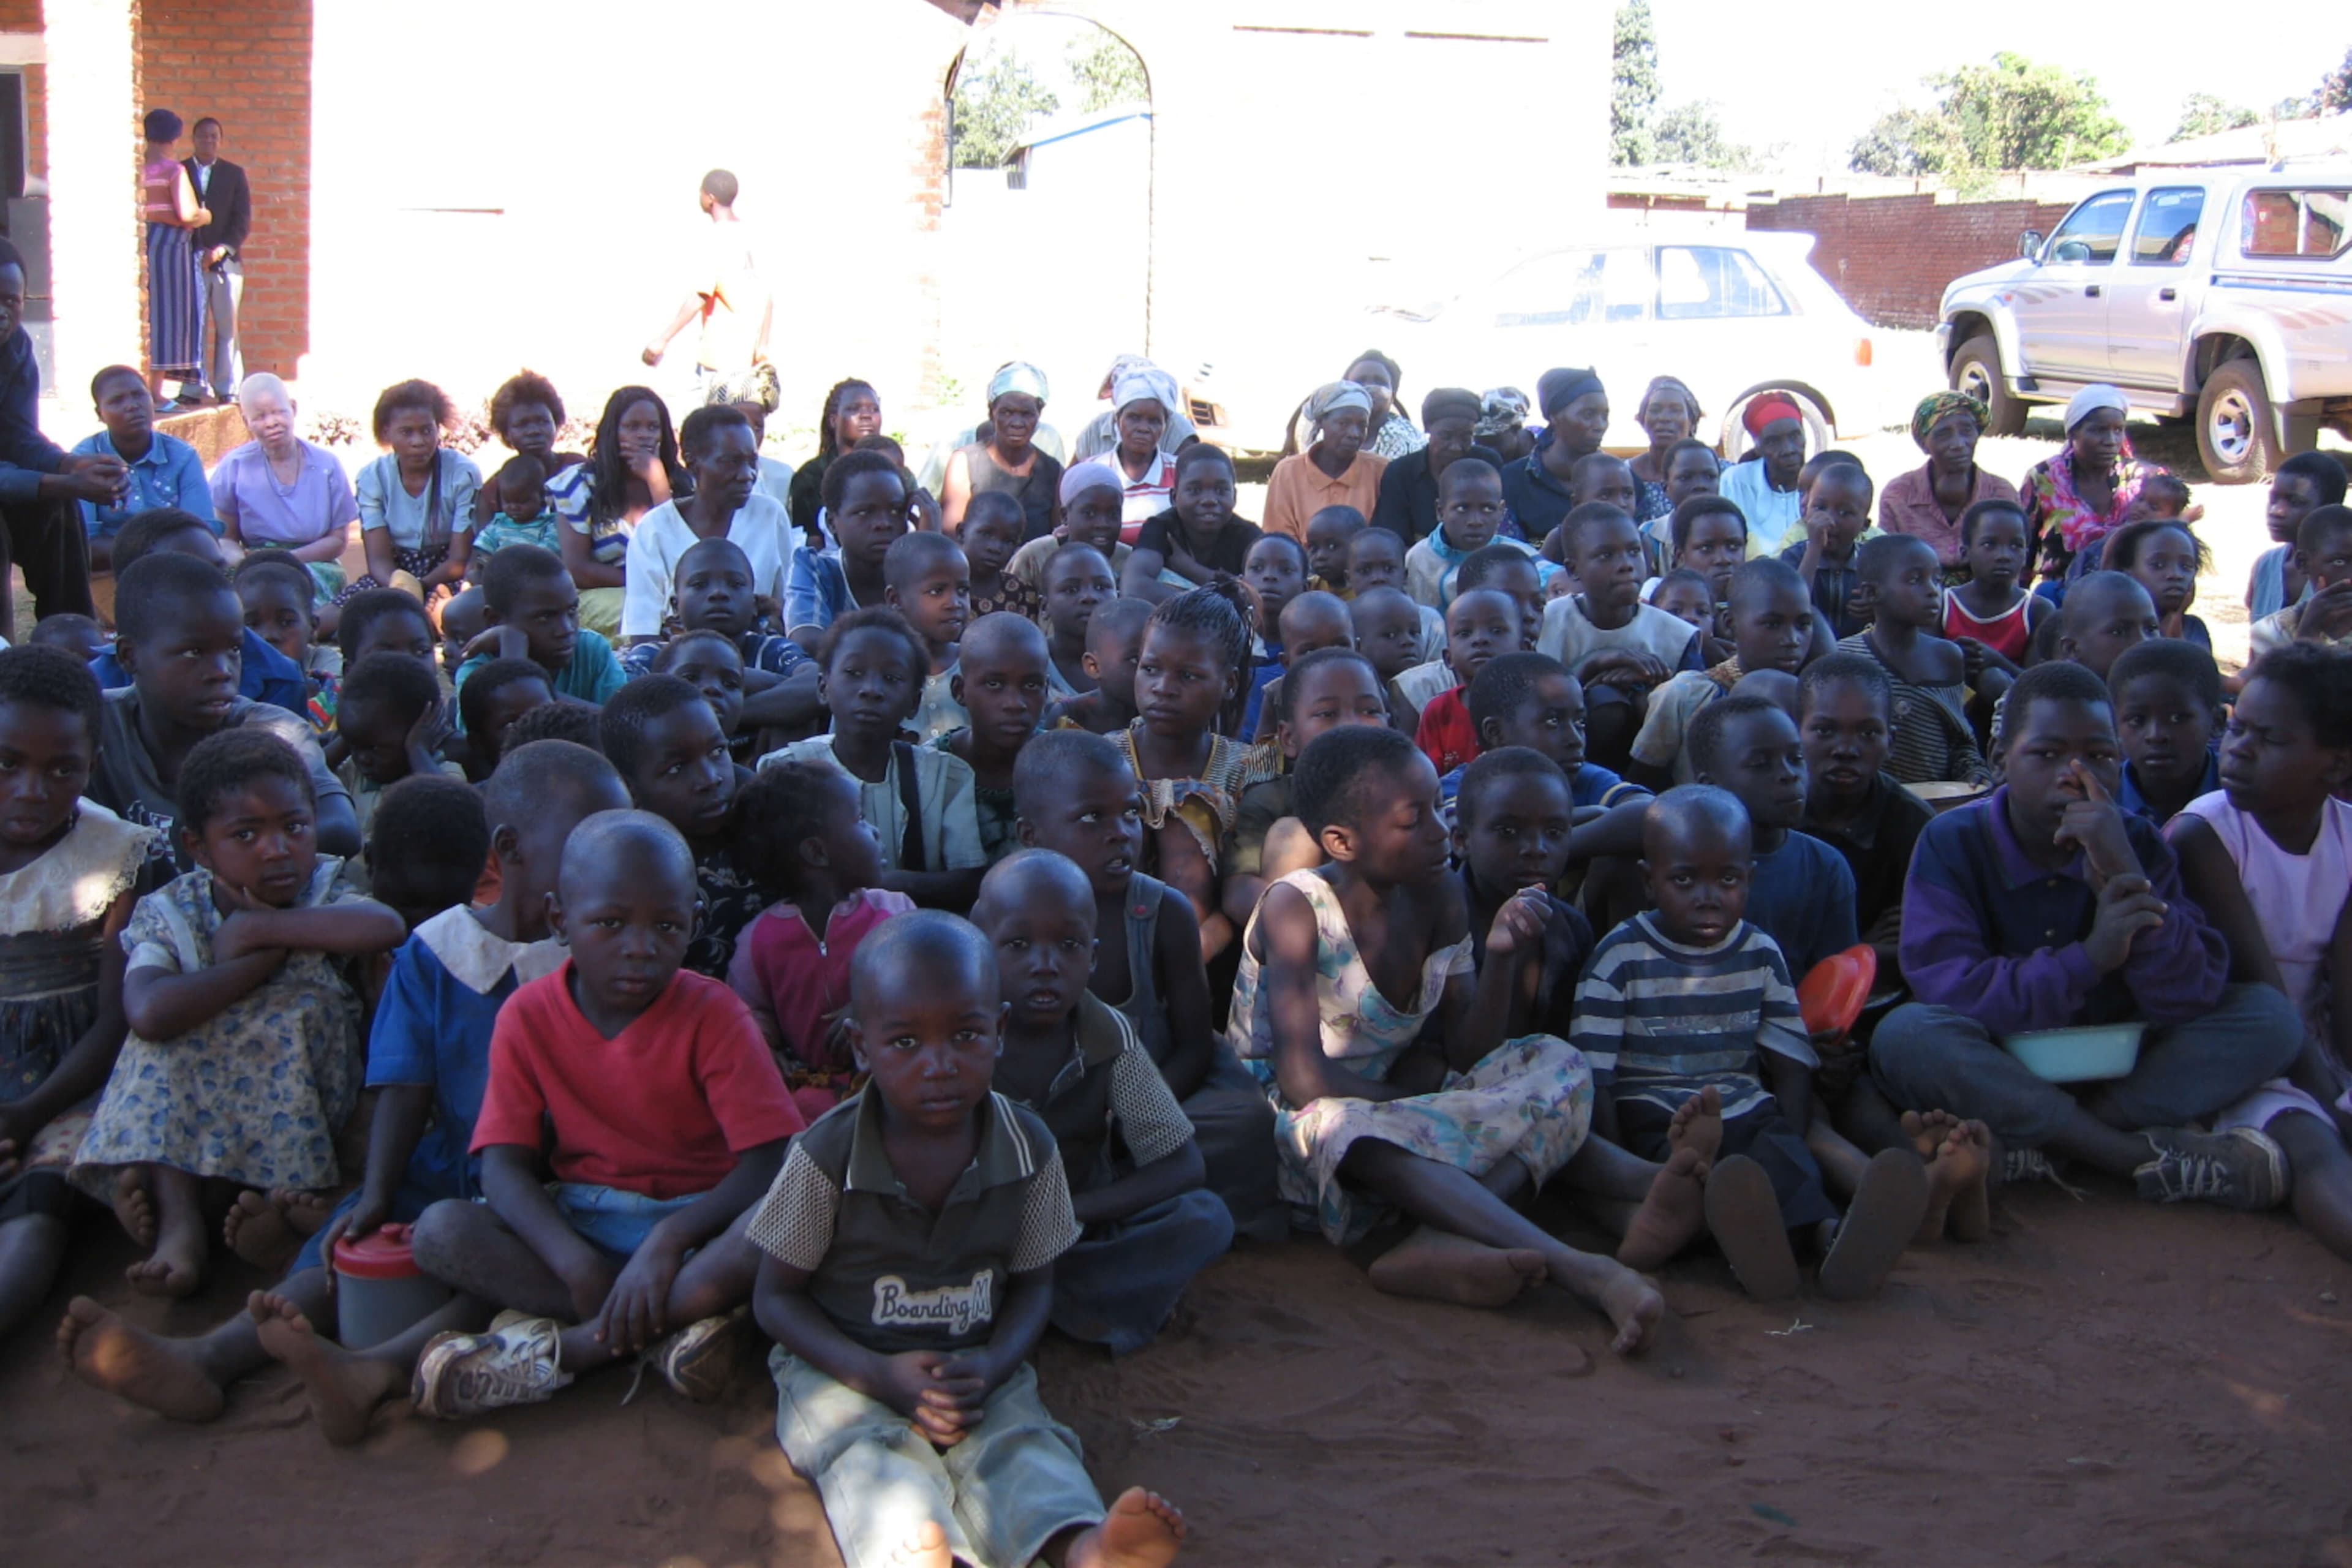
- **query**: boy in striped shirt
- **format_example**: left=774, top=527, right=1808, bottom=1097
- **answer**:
left=1572, top=786, right=1926, bottom=1301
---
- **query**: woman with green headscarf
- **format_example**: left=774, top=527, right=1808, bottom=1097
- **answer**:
left=940, top=360, right=1063, bottom=542
left=1877, top=390, right=2019, bottom=571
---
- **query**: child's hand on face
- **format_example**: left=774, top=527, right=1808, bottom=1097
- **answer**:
left=1484, top=884, right=1552, bottom=957
left=2052, top=761, right=2138, bottom=886
left=405, top=692, right=451, bottom=764
left=2299, top=578, right=2352, bottom=642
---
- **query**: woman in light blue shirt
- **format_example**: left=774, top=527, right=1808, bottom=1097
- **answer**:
left=351, top=377, right=480, bottom=608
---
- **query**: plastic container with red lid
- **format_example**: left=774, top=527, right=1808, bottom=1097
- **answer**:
left=333, top=1223, right=453, bottom=1349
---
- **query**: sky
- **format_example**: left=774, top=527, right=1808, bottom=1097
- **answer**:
left=1646, top=1, right=2350, bottom=174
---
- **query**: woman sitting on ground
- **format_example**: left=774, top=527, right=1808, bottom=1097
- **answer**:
left=545, top=385, right=688, bottom=639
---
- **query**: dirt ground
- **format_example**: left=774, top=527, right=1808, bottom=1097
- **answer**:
left=7, top=1172, right=2351, bottom=1568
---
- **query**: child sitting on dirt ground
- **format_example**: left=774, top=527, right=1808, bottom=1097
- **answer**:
left=975, top=851, right=1233, bottom=1351
left=69, top=730, right=405, bottom=1298
left=1224, top=724, right=1670, bottom=1351
left=58, top=741, right=628, bottom=1439
left=402, top=810, right=804, bottom=1417
left=1572, top=786, right=1932, bottom=1302
left=749, top=908, right=1191, bottom=1568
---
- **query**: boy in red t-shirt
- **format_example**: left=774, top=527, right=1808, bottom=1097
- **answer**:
left=409, top=809, right=804, bottom=1417
left=1413, top=587, right=1521, bottom=775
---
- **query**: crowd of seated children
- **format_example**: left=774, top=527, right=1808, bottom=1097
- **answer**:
left=2247, top=451, right=2348, bottom=619
left=24, top=353, right=2352, bottom=1568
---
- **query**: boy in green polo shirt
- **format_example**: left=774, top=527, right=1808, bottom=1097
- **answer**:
left=748, top=910, right=1189, bottom=1568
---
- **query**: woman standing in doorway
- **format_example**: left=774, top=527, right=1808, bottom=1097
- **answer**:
left=140, top=110, right=209, bottom=409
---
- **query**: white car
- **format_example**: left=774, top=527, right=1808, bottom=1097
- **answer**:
left=1937, top=165, right=2352, bottom=483
left=1178, top=227, right=1899, bottom=459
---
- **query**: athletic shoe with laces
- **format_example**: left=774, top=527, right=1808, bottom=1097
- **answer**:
left=2002, top=1148, right=2062, bottom=1185
left=2134, top=1126, right=2288, bottom=1210
left=412, top=1311, right=573, bottom=1419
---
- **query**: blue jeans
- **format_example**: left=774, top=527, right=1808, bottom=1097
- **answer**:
left=1050, top=1189, right=1232, bottom=1355
left=1869, top=984, right=2304, bottom=1149
left=551, top=1182, right=703, bottom=1261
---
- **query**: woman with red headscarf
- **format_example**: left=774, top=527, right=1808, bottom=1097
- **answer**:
left=1717, top=392, right=1809, bottom=557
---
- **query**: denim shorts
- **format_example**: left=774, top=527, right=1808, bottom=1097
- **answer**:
left=551, top=1181, right=703, bottom=1260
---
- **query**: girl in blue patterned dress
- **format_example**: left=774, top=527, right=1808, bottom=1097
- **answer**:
left=72, top=729, right=405, bottom=1298
left=1226, top=725, right=1667, bottom=1357
left=0, top=649, right=156, bottom=1338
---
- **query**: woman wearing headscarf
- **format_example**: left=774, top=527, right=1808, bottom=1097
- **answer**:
left=1475, top=387, right=1534, bottom=465
left=140, top=110, right=209, bottom=408
left=1371, top=386, right=1501, bottom=546
left=1878, top=391, right=2021, bottom=573
left=1717, top=391, right=1809, bottom=557
left=1347, top=350, right=1423, bottom=459
left=706, top=363, right=794, bottom=514
left=1262, top=380, right=1389, bottom=543
left=1499, top=367, right=1608, bottom=542
left=1071, top=354, right=1194, bottom=462
left=940, top=361, right=1063, bottom=542
left=1104, top=368, right=1182, bottom=544
left=2019, top=385, right=2165, bottom=587
left=1627, top=375, right=1709, bottom=525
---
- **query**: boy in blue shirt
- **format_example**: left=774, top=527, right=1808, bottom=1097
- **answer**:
left=86, top=506, right=309, bottom=716
left=58, top=741, right=630, bottom=1444
left=1688, top=692, right=1858, bottom=979
left=74, top=364, right=215, bottom=575
left=453, top=543, right=626, bottom=718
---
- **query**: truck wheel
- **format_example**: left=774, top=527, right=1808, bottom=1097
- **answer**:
left=2195, top=360, right=2280, bottom=486
left=1951, top=336, right=2026, bottom=437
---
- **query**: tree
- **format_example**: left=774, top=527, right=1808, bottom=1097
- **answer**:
left=1846, top=52, right=2128, bottom=176
left=1068, top=32, right=1147, bottom=114
left=2315, top=45, right=2352, bottom=115
left=949, top=50, right=1059, bottom=170
left=1611, top=1, right=1659, bottom=166
left=1652, top=101, right=1751, bottom=170
left=2171, top=94, right=2258, bottom=143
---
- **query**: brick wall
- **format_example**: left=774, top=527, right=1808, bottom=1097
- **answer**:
left=140, top=0, right=309, bottom=375
left=0, top=0, right=41, bottom=183
left=1745, top=193, right=2077, bottom=330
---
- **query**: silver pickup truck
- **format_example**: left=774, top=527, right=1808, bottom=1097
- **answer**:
left=1937, top=165, right=2352, bottom=483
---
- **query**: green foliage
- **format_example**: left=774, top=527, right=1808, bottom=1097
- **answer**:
left=1611, top=1, right=1659, bottom=167
left=2314, top=45, right=2352, bottom=115
left=1848, top=52, right=2128, bottom=177
left=2170, top=94, right=2258, bottom=143
left=1652, top=101, right=1751, bottom=170
left=950, top=50, right=1060, bottom=170
left=1068, top=32, right=1147, bottom=113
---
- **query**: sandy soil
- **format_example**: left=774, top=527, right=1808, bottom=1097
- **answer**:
left=7, top=1175, right=2350, bottom=1568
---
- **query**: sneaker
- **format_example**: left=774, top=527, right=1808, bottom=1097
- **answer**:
left=412, top=1311, right=573, bottom=1419
left=2135, top=1127, right=2288, bottom=1210
left=2002, top=1147, right=2060, bottom=1185
left=651, top=1310, right=748, bottom=1403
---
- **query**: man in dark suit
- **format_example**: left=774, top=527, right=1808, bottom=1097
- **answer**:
left=0, top=238, right=126, bottom=628
left=184, top=116, right=251, bottom=404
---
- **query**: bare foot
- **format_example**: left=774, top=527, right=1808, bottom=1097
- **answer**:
left=110, top=1167, right=156, bottom=1247
left=128, top=1201, right=208, bottom=1298
left=1819, top=1148, right=1930, bottom=1302
left=1592, top=1262, right=1667, bottom=1356
left=1616, top=1145, right=1709, bottom=1270
left=223, top=1189, right=299, bottom=1271
left=277, top=1190, right=333, bottom=1237
left=1704, top=1154, right=1800, bottom=1302
left=1668, top=1085, right=1725, bottom=1165
left=55, top=1297, right=225, bottom=1422
left=1066, top=1487, right=1188, bottom=1568
left=249, top=1291, right=400, bottom=1446
left=1941, top=1121, right=1995, bottom=1243
left=1366, top=1227, right=1545, bottom=1308
left=1901, top=1108, right=1959, bottom=1162
left=884, top=1520, right=953, bottom=1568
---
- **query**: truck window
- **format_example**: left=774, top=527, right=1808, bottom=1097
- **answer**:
left=2128, top=187, right=2204, bottom=266
left=2240, top=189, right=2350, bottom=259
left=2045, top=190, right=2135, bottom=265
left=1656, top=246, right=1789, bottom=320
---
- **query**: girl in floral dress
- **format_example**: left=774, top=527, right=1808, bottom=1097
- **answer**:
left=72, top=729, right=405, bottom=1298
left=1225, top=724, right=1665, bottom=1355
left=0, top=649, right=155, bottom=1338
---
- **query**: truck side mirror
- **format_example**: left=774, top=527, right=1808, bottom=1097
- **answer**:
left=2051, top=238, right=2092, bottom=264
left=2018, top=230, right=2044, bottom=262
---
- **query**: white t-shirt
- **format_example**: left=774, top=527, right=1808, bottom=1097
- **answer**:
left=1721, top=460, right=1804, bottom=558
left=1538, top=597, right=1700, bottom=671
left=696, top=224, right=769, bottom=372
left=620, top=492, right=794, bottom=639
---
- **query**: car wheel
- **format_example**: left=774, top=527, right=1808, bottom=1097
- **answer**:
left=1720, top=389, right=1829, bottom=462
left=2195, top=360, right=2280, bottom=486
left=1951, top=336, right=2026, bottom=437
